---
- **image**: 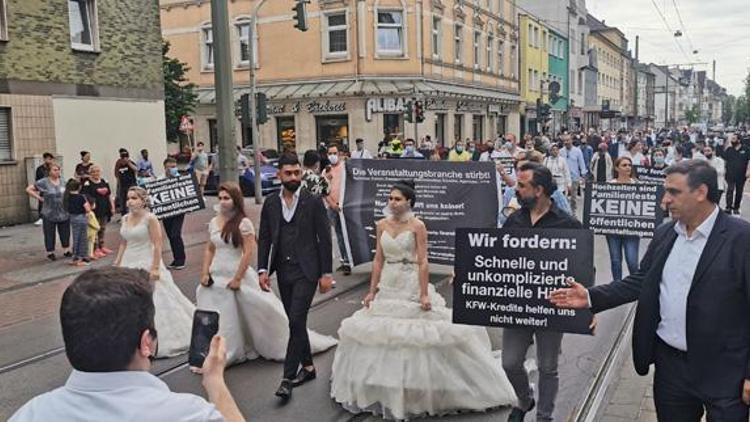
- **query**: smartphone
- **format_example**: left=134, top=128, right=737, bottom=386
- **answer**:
left=188, top=310, right=220, bottom=368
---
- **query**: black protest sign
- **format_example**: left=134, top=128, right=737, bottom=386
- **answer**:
left=583, top=182, right=664, bottom=238
left=633, top=165, right=666, bottom=184
left=341, top=160, right=499, bottom=266
left=145, top=174, right=205, bottom=219
left=453, top=228, right=594, bottom=334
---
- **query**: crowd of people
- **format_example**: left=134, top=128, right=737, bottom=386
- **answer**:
left=11, top=123, right=750, bottom=422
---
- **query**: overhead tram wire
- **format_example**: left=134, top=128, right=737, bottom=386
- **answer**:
left=671, top=0, right=697, bottom=53
left=649, top=0, right=691, bottom=61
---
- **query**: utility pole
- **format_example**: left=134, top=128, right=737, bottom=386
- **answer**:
left=247, top=0, right=269, bottom=204
left=634, top=35, right=639, bottom=129
left=211, top=0, right=238, bottom=187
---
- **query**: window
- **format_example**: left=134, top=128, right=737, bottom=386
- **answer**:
left=376, top=10, right=404, bottom=55
left=497, top=39, right=504, bottom=75
left=542, top=30, right=547, bottom=50
left=570, top=29, right=576, bottom=55
left=236, top=21, right=251, bottom=65
left=528, top=69, right=533, bottom=91
left=325, top=12, right=348, bottom=57
left=473, top=31, right=481, bottom=69
left=202, top=26, right=214, bottom=69
left=528, top=24, right=533, bottom=47
left=0, top=0, right=7, bottom=41
left=68, top=0, right=98, bottom=51
left=534, top=70, right=539, bottom=90
left=534, top=27, right=539, bottom=48
left=578, top=70, right=583, bottom=95
left=570, top=69, right=575, bottom=93
left=510, top=44, right=517, bottom=77
left=580, top=33, right=585, bottom=55
left=432, top=17, right=441, bottom=59
left=486, top=33, right=493, bottom=72
left=0, top=108, right=11, bottom=161
left=454, top=24, right=463, bottom=64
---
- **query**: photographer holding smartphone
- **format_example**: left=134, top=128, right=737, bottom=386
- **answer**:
left=10, top=267, right=245, bottom=422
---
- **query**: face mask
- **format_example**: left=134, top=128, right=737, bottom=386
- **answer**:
left=654, top=156, right=665, bottom=165
left=469, top=147, right=476, bottom=152
left=282, top=180, right=300, bottom=192
left=389, top=201, right=411, bottom=216
left=456, top=146, right=464, bottom=153
left=516, top=192, right=538, bottom=209
left=168, top=167, right=179, bottom=177
left=405, top=146, right=414, bottom=154
left=328, top=154, right=339, bottom=165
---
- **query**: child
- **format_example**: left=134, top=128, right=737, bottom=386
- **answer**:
left=63, top=178, right=91, bottom=266
left=86, top=197, right=100, bottom=261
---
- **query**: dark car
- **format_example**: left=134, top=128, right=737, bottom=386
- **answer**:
left=203, top=152, right=281, bottom=197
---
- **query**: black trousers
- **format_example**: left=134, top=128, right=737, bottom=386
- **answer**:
left=725, top=176, right=746, bottom=210
left=277, top=262, right=316, bottom=380
left=162, top=214, right=186, bottom=265
left=42, top=218, right=70, bottom=252
left=653, top=338, right=749, bottom=421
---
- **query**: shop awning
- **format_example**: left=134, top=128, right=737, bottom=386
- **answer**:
left=196, top=79, right=521, bottom=104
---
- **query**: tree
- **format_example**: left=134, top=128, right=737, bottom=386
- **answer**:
left=163, top=41, right=198, bottom=143
left=722, top=95, right=735, bottom=125
left=736, top=96, right=749, bottom=126
left=684, top=104, right=700, bottom=125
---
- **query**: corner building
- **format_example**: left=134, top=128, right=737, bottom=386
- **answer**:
left=160, top=0, right=522, bottom=154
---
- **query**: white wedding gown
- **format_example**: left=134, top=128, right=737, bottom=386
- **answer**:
left=119, top=214, right=194, bottom=358
left=331, top=231, right=517, bottom=420
left=196, top=217, right=337, bottom=366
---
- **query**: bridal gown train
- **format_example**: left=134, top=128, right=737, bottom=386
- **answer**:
left=119, top=215, right=194, bottom=358
left=196, top=217, right=337, bottom=366
left=330, top=231, right=517, bottom=420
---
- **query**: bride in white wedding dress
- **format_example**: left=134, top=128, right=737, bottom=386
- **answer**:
left=196, top=182, right=337, bottom=366
left=330, top=181, right=517, bottom=420
left=114, top=187, right=194, bottom=358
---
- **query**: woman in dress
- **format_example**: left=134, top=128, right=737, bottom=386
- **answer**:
left=331, top=181, right=517, bottom=420
left=113, top=186, right=194, bottom=358
left=197, top=182, right=336, bottom=367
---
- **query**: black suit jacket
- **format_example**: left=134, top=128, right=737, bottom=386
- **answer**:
left=257, top=190, right=332, bottom=282
left=589, top=210, right=750, bottom=397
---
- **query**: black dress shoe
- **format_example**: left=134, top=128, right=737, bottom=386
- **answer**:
left=507, top=398, right=535, bottom=422
left=342, top=265, right=352, bottom=276
left=292, top=367, right=317, bottom=387
left=274, top=379, right=292, bottom=401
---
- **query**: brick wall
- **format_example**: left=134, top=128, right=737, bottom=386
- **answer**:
left=0, top=94, right=56, bottom=226
left=0, top=0, right=163, bottom=94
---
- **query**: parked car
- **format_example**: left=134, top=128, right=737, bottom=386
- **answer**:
left=203, top=152, right=281, bottom=197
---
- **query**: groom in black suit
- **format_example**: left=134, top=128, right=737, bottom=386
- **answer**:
left=258, top=153, right=333, bottom=401
left=552, top=160, right=750, bottom=421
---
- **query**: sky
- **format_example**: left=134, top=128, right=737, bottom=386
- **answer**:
left=586, top=0, right=749, bottom=96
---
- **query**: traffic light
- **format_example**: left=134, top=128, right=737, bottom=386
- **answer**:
left=240, top=93, right=251, bottom=123
left=256, top=92, right=268, bottom=124
left=414, top=100, right=425, bottom=123
left=403, top=100, right=413, bottom=123
left=292, top=0, right=309, bottom=32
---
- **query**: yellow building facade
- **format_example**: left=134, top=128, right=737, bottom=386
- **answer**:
left=160, top=0, right=522, bottom=153
left=588, top=14, right=631, bottom=129
left=518, top=14, right=550, bottom=134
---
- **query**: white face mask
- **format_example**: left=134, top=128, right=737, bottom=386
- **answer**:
left=328, top=154, right=339, bottom=165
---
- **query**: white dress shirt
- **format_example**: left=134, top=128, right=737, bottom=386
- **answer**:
left=657, top=205, right=720, bottom=351
left=351, top=149, right=373, bottom=159
left=280, top=188, right=301, bottom=223
left=10, top=370, right=223, bottom=422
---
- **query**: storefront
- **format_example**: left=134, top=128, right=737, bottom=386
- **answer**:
left=192, top=79, right=521, bottom=155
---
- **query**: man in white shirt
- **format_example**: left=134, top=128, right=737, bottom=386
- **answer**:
left=350, top=138, right=373, bottom=159
left=10, top=267, right=245, bottom=422
left=551, top=160, right=750, bottom=421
